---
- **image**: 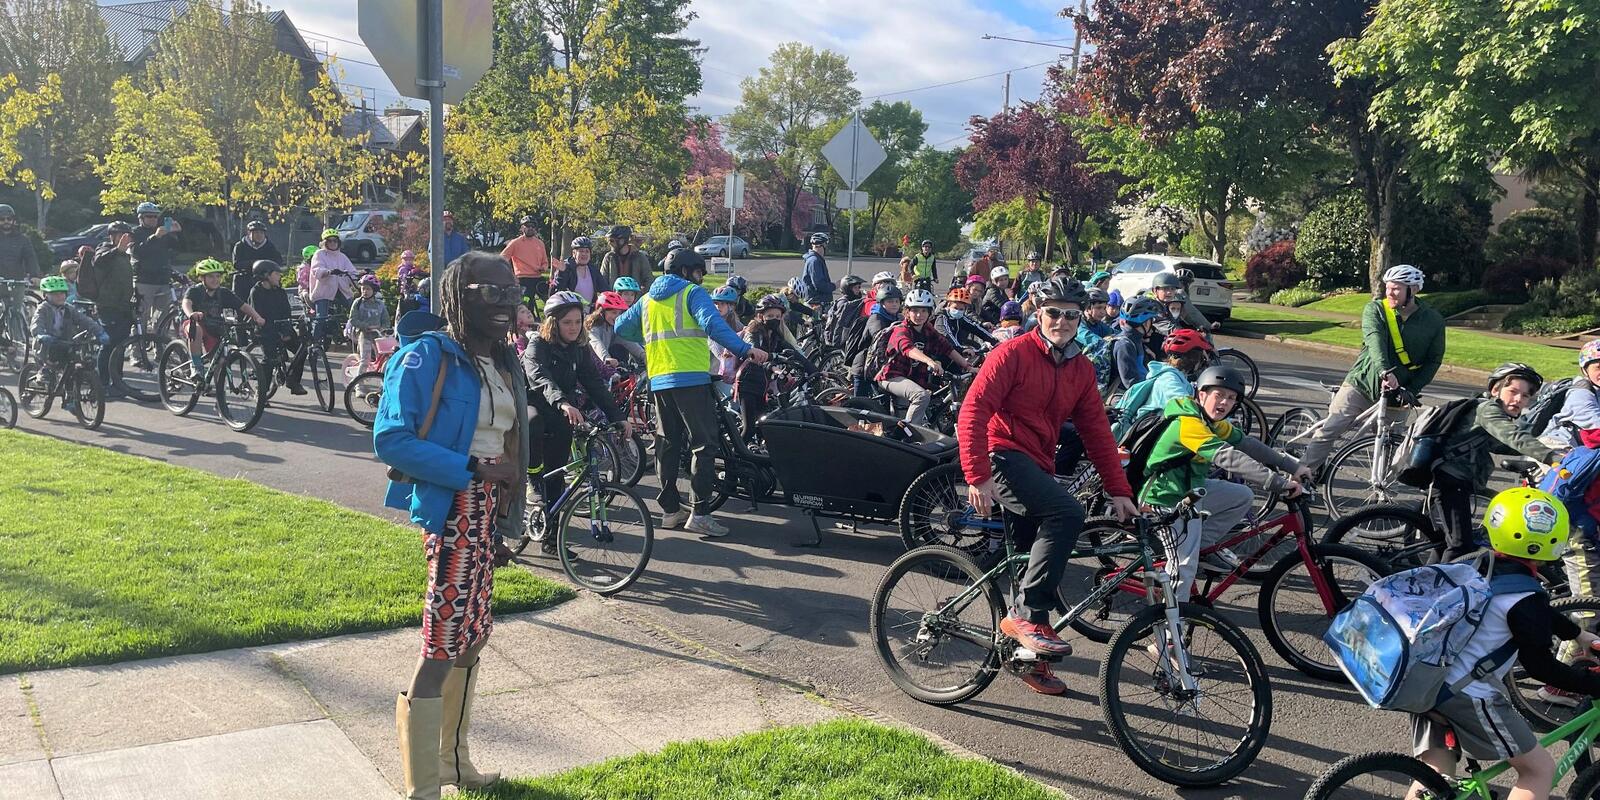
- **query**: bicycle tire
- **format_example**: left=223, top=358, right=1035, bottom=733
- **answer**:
left=156, top=341, right=200, bottom=416
left=155, top=305, right=183, bottom=343
left=897, top=462, right=997, bottom=557
left=1321, top=434, right=1425, bottom=521
left=1304, top=751, right=1453, bottom=800
left=2, top=309, right=27, bottom=371
left=309, top=346, right=335, bottom=413
left=343, top=370, right=384, bottom=428
left=69, top=368, right=105, bottom=430
left=1319, top=503, right=1437, bottom=572
left=1506, top=596, right=1600, bottom=734
left=109, top=333, right=163, bottom=402
left=0, top=386, right=15, bottom=428
left=1215, top=348, right=1259, bottom=400
left=870, top=544, right=1004, bottom=706
left=18, top=364, right=49, bottom=418
left=1258, top=543, right=1386, bottom=681
left=556, top=483, right=654, bottom=596
left=1226, top=396, right=1268, bottom=440
left=1062, top=519, right=1148, bottom=643
left=1569, top=758, right=1600, bottom=799
left=1098, top=602, right=1272, bottom=787
left=611, top=432, right=646, bottom=488
left=214, top=350, right=265, bottom=432
left=1269, top=406, right=1320, bottom=461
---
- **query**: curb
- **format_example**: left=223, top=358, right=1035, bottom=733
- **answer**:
left=1224, top=328, right=1494, bottom=384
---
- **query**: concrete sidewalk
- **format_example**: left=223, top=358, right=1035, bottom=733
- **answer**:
left=0, top=594, right=839, bottom=800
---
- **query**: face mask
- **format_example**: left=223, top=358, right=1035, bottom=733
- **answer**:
left=948, top=309, right=965, bottom=320
left=764, top=319, right=781, bottom=331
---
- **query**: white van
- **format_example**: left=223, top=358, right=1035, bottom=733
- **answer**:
left=334, top=210, right=399, bottom=264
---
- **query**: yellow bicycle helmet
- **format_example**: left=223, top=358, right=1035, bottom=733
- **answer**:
left=1484, top=486, right=1569, bottom=561
left=193, top=258, right=227, bottom=276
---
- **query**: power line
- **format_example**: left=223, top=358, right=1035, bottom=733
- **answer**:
left=861, top=59, right=1058, bottom=101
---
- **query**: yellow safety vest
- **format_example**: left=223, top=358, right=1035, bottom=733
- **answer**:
left=643, top=285, right=709, bottom=377
left=1382, top=300, right=1419, bottom=371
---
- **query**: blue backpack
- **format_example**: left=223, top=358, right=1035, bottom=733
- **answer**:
left=1539, top=446, right=1600, bottom=506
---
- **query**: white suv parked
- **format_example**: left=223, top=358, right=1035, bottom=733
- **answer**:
left=1108, top=253, right=1235, bottom=320
left=334, top=209, right=399, bottom=264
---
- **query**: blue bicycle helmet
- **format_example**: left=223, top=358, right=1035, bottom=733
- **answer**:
left=1123, top=296, right=1162, bottom=323
left=724, top=274, right=748, bottom=292
left=786, top=275, right=805, bottom=294
left=710, top=285, right=739, bottom=303
left=613, top=276, right=641, bottom=293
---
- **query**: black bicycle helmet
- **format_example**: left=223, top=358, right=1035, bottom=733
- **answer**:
left=876, top=285, right=904, bottom=303
left=571, top=236, right=594, bottom=249
left=1195, top=366, right=1246, bottom=397
left=1086, top=288, right=1109, bottom=305
left=756, top=294, right=787, bottom=312
left=1175, top=268, right=1195, bottom=286
left=663, top=247, right=706, bottom=277
left=608, top=224, right=632, bottom=240
left=252, top=259, right=282, bottom=279
left=840, top=274, right=866, bottom=289
left=1152, top=272, right=1183, bottom=290
left=1033, top=276, right=1090, bottom=307
left=245, top=220, right=266, bottom=232
left=1488, top=362, right=1543, bottom=393
left=808, top=232, right=830, bottom=245
left=107, top=221, right=133, bottom=235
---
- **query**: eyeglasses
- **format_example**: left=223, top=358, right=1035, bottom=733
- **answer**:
left=464, top=283, right=524, bottom=305
left=1040, top=306, right=1083, bottom=322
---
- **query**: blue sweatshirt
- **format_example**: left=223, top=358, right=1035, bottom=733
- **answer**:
left=1112, top=361, right=1194, bottom=440
left=615, top=274, right=752, bottom=390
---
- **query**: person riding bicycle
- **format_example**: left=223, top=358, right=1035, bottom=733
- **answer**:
left=346, top=275, right=390, bottom=373
left=84, top=221, right=137, bottom=394
left=1298, top=264, right=1446, bottom=476
left=1014, top=252, right=1046, bottom=297
left=1107, top=296, right=1163, bottom=394
left=801, top=232, right=835, bottom=308
left=31, top=275, right=107, bottom=388
left=230, top=220, right=282, bottom=298
left=934, top=286, right=997, bottom=352
left=824, top=274, right=867, bottom=345
left=959, top=276, right=1139, bottom=694
left=131, top=202, right=181, bottom=333
left=735, top=294, right=813, bottom=440
left=1170, top=268, right=1216, bottom=333
left=876, top=288, right=975, bottom=429
left=309, top=228, right=356, bottom=343
left=1080, top=288, right=1114, bottom=339
left=781, top=276, right=817, bottom=334
left=182, top=259, right=265, bottom=375
left=552, top=236, right=606, bottom=306
left=396, top=250, right=428, bottom=318
left=247, top=260, right=308, bottom=396
left=847, top=285, right=904, bottom=396
left=586, top=290, right=645, bottom=369
left=1538, top=339, right=1600, bottom=450
left=522, top=290, right=630, bottom=552
left=612, top=276, right=641, bottom=306
left=992, top=301, right=1024, bottom=342
left=722, top=274, right=754, bottom=324
left=296, top=244, right=317, bottom=309
left=709, top=286, right=743, bottom=399
left=909, top=240, right=939, bottom=289
left=1137, top=366, right=1310, bottom=601
left=1143, top=271, right=1187, bottom=352
left=0, top=205, right=39, bottom=296
left=978, top=266, right=1013, bottom=326
left=1404, top=487, right=1600, bottom=800
left=1110, top=328, right=1213, bottom=440
left=1432, top=363, right=1564, bottom=563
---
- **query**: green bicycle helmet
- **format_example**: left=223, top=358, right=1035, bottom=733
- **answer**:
left=38, top=275, right=70, bottom=293
left=301, top=244, right=318, bottom=262
left=194, top=258, right=227, bottom=276
left=320, top=228, right=341, bottom=242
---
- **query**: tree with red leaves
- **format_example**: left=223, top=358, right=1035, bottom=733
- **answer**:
left=682, top=121, right=790, bottom=245
left=956, top=70, right=1119, bottom=265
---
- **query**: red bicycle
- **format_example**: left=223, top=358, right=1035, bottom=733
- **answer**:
left=1061, top=493, right=1388, bottom=681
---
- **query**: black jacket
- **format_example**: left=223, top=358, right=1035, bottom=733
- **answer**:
left=83, top=244, right=136, bottom=316
left=551, top=258, right=608, bottom=305
left=979, top=284, right=1010, bottom=326
left=0, top=230, right=39, bottom=280
left=522, top=335, right=623, bottom=421
left=131, top=227, right=180, bottom=283
left=231, top=238, right=283, bottom=278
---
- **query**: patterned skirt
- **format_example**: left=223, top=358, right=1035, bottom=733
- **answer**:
left=421, top=466, right=501, bottom=660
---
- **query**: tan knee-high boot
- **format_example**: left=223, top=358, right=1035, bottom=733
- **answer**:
left=439, top=659, right=500, bottom=788
left=396, top=693, right=443, bottom=800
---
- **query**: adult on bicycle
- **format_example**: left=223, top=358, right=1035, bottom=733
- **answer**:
left=246, top=260, right=308, bottom=395
left=0, top=204, right=39, bottom=316
left=1171, top=268, right=1217, bottom=334
left=309, top=229, right=356, bottom=343
left=614, top=248, right=768, bottom=537
left=131, top=202, right=181, bottom=333
left=181, top=259, right=265, bottom=375
left=909, top=240, right=938, bottom=290
left=1298, top=264, right=1446, bottom=476
left=959, top=276, right=1138, bottom=694
left=800, top=232, right=835, bottom=309
left=84, top=221, right=136, bottom=395
left=522, top=290, right=630, bottom=553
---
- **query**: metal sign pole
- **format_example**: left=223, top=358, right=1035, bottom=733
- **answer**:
left=421, top=0, right=445, bottom=312
left=846, top=112, right=859, bottom=277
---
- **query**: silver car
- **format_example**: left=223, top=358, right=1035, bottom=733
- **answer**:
left=693, top=235, right=751, bottom=258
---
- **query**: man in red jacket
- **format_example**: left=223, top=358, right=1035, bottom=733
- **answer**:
left=958, top=276, right=1138, bottom=695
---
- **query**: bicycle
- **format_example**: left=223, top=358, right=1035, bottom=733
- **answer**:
left=17, top=330, right=105, bottom=429
left=1210, top=346, right=1259, bottom=399
left=155, top=312, right=266, bottom=431
left=341, top=327, right=398, bottom=428
left=870, top=490, right=1273, bottom=787
left=0, top=385, right=14, bottom=428
left=0, top=278, right=37, bottom=371
left=507, top=421, right=654, bottom=596
left=303, top=313, right=341, bottom=413
left=1278, top=382, right=1423, bottom=521
left=107, top=275, right=188, bottom=402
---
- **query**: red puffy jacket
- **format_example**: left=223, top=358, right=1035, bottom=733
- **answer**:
left=957, top=329, right=1133, bottom=497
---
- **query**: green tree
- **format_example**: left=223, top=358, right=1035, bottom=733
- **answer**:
left=98, top=77, right=224, bottom=214
left=727, top=43, right=860, bottom=248
left=896, top=147, right=973, bottom=252
left=970, top=196, right=1050, bottom=254
left=1296, top=190, right=1369, bottom=289
left=0, top=0, right=119, bottom=230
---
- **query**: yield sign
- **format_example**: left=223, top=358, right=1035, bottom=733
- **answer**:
left=821, top=112, right=886, bottom=190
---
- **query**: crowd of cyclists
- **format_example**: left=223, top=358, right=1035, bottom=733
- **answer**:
left=16, top=200, right=1600, bottom=797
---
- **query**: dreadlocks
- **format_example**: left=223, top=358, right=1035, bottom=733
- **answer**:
left=436, top=251, right=514, bottom=426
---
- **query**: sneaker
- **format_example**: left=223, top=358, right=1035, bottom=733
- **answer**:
left=287, top=383, right=307, bottom=396
left=1016, top=662, right=1068, bottom=695
left=1537, top=685, right=1582, bottom=708
left=1201, top=547, right=1243, bottom=576
left=659, top=508, right=689, bottom=529
left=999, top=614, right=1073, bottom=657
left=685, top=513, right=730, bottom=537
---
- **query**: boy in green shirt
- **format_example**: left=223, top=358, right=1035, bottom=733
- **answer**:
left=1139, top=366, right=1311, bottom=600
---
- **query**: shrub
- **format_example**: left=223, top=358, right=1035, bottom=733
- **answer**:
left=1392, top=191, right=1491, bottom=289
left=1504, top=313, right=1600, bottom=337
left=1423, top=290, right=1493, bottom=319
left=1480, top=255, right=1571, bottom=300
left=1296, top=191, right=1369, bottom=289
left=1270, top=284, right=1323, bottom=307
left=1485, top=207, right=1581, bottom=267
left=1244, top=240, right=1303, bottom=295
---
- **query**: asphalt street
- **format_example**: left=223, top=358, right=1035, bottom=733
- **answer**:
left=15, top=335, right=1488, bottom=799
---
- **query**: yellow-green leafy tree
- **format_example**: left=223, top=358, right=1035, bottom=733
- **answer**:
left=0, top=74, right=62, bottom=217
left=97, top=77, right=224, bottom=215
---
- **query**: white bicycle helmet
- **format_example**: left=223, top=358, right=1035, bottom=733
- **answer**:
left=904, top=288, right=936, bottom=309
left=990, top=265, right=1010, bottom=280
left=871, top=270, right=897, bottom=284
left=545, top=290, right=586, bottom=315
left=1382, top=264, right=1425, bottom=290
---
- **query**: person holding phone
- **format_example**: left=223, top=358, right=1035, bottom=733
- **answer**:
left=131, top=201, right=181, bottom=334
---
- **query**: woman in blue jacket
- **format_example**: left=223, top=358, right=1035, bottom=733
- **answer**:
left=374, top=252, right=528, bottom=798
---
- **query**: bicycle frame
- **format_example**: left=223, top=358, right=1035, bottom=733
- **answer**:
left=1449, top=702, right=1600, bottom=798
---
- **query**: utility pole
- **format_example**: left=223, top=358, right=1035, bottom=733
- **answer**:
left=421, top=0, right=445, bottom=312
left=1071, top=0, right=1087, bottom=72
left=1003, top=72, right=1011, bottom=114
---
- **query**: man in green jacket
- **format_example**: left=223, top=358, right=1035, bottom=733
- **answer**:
left=1299, top=264, right=1447, bottom=474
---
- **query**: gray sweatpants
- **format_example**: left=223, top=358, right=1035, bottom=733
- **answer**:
left=1300, top=383, right=1386, bottom=471
left=878, top=376, right=932, bottom=427
left=135, top=281, right=172, bottom=334
left=1169, top=479, right=1256, bottom=601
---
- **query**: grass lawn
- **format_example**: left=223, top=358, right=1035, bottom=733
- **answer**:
left=1226, top=305, right=1575, bottom=378
left=0, top=431, right=572, bottom=673
left=459, top=718, right=1057, bottom=800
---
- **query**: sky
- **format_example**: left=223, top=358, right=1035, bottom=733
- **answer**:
left=124, top=0, right=1086, bottom=150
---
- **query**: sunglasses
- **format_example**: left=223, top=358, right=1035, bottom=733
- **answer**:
left=1040, top=307, right=1083, bottom=322
left=464, top=283, right=523, bottom=305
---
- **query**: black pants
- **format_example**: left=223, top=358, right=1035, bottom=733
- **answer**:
left=527, top=407, right=575, bottom=510
left=261, top=328, right=308, bottom=388
left=990, top=450, right=1088, bottom=623
left=1055, top=422, right=1084, bottom=476
left=736, top=365, right=768, bottom=440
left=1433, top=470, right=1482, bottom=562
left=97, top=313, right=132, bottom=385
left=653, top=383, right=722, bottom=515
left=519, top=276, right=549, bottom=306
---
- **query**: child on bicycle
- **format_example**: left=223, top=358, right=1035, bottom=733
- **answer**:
left=709, top=286, right=742, bottom=401
left=1137, top=366, right=1310, bottom=601
left=246, top=260, right=307, bottom=396
left=587, top=291, right=645, bottom=369
left=182, top=259, right=265, bottom=374
left=31, top=275, right=107, bottom=386
left=735, top=294, right=812, bottom=440
left=1111, top=328, right=1212, bottom=440
left=345, top=274, right=389, bottom=373
left=1407, top=487, right=1600, bottom=800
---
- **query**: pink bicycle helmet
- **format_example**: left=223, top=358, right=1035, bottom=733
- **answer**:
left=597, top=291, right=631, bottom=311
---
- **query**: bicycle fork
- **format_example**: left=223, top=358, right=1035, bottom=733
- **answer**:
left=1144, top=566, right=1202, bottom=696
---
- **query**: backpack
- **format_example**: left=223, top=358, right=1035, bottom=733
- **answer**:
left=859, top=324, right=901, bottom=382
left=1324, top=560, right=1541, bottom=713
left=1082, top=331, right=1115, bottom=388
left=1111, top=368, right=1164, bottom=439
left=840, top=312, right=875, bottom=371
left=1120, top=410, right=1182, bottom=494
left=1395, top=397, right=1479, bottom=488
left=1539, top=446, right=1600, bottom=506
left=1519, top=377, right=1576, bottom=437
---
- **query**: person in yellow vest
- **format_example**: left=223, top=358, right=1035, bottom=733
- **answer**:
left=614, top=248, right=769, bottom=536
left=1298, top=264, right=1447, bottom=474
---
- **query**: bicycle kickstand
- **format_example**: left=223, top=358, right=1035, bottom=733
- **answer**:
left=792, top=509, right=824, bottom=548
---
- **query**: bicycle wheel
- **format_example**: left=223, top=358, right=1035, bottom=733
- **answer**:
left=0, top=386, right=15, bottom=428
left=1319, top=503, right=1437, bottom=572
left=1099, top=602, right=1272, bottom=787
left=1570, top=759, right=1600, bottom=799
left=1506, top=596, right=1600, bottom=733
left=1322, top=435, right=1425, bottom=520
left=109, top=333, right=163, bottom=402
left=68, top=368, right=105, bottom=430
left=555, top=483, right=653, bottom=595
left=2, top=309, right=26, bottom=370
left=1258, top=543, right=1386, bottom=681
left=1269, top=406, right=1320, bottom=460
left=156, top=341, right=200, bottom=416
left=18, top=364, right=49, bottom=418
left=1214, top=348, right=1259, bottom=399
left=1062, top=519, right=1149, bottom=643
left=869, top=545, right=1004, bottom=705
left=156, top=305, right=183, bottom=343
left=343, top=370, right=384, bottom=428
left=606, top=430, right=645, bottom=487
left=309, top=346, right=335, bottom=413
left=897, top=462, right=1000, bottom=559
left=1304, top=751, right=1453, bottom=800
left=214, top=351, right=265, bottom=432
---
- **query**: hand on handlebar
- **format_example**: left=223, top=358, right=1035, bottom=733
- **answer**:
left=188, top=311, right=205, bottom=322
left=929, top=361, right=946, bottom=377
left=1291, top=465, right=1314, bottom=485
left=1109, top=495, right=1138, bottom=523
left=748, top=347, right=770, bottom=364
left=560, top=402, right=584, bottom=427
left=1381, top=371, right=1400, bottom=392
left=1283, top=479, right=1305, bottom=499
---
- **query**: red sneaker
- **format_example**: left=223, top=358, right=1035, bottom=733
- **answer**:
left=1000, top=614, right=1073, bottom=656
left=1016, top=662, right=1067, bottom=695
